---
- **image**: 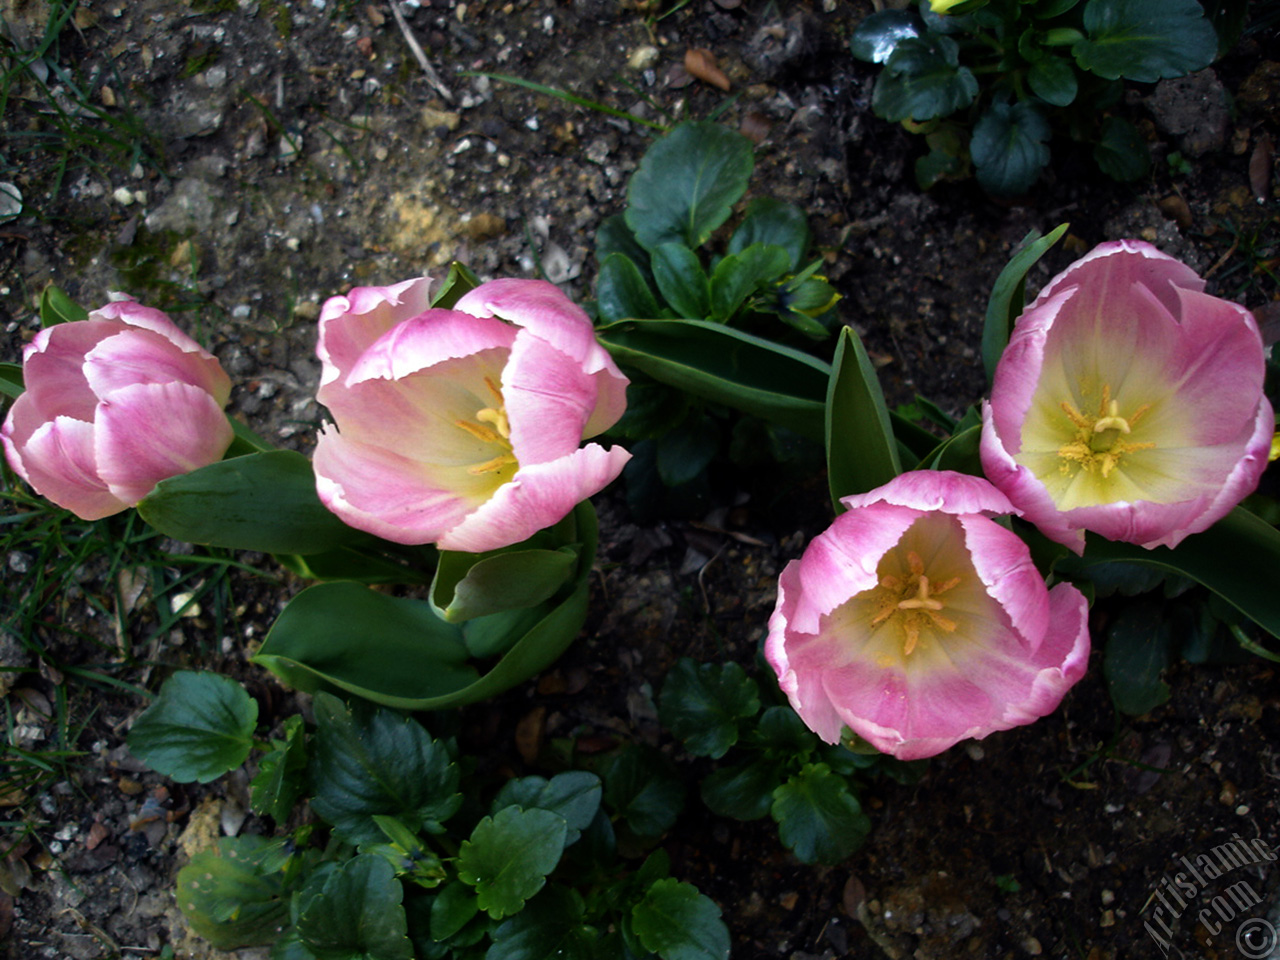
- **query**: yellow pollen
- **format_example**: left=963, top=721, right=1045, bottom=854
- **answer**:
left=468, top=453, right=518, bottom=475
left=1057, top=385, right=1155, bottom=479
left=868, top=550, right=960, bottom=657
left=454, top=377, right=517, bottom=477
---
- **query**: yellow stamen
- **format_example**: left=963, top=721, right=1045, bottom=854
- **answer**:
left=468, top=453, right=518, bottom=475
left=1056, top=384, right=1155, bottom=479
left=454, top=377, right=517, bottom=477
left=455, top=419, right=504, bottom=445
left=867, top=550, right=960, bottom=657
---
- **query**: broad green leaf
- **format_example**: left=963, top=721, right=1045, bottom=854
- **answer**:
left=491, top=772, right=602, bottom=846
left=1027, top=55, right=1078, bottom=105
left=597, top=319, right=829, bottom=440
left=309, top=693, right=461, bottom=844
left=826, top=325, right=901, bottom=511
left=971, top=100, right=1052, bottom=197
left=254, top=502, right=597, bottom=710
left=1198, top=0, right=1249, bottom=57
left=138, top=451, right=365, bottom=555
left=250, top=714, right=307, bottom=823
left=709, top=244, right=792, bottom=321
left=603, top=744, right=685, bottom=837
left=177, top=837, right=289, bottom=949
left=872, top=34, right=977, bottom=123
left=655, top=417, right=720, bottom=488
left=226, top=415, right=275, bottom=456
left=296, top=855, right=414, bottom=960
left=430, top=261, right=481, bottom=310
left=1036, top=0, right=1081, bottom=16
left=277, top=544, right=428, bottom=585
left=489, top=885, right=597, bottom=960
left=457, top=807, right=567, bottom=919
left=596, top=214, right=652, bottom=274
left=657, top=659, right=759, bottom=759
left=597, top=252, right=663, bottom=323
left=756, top=705, right=818, bottom=755
left=461, top=604, right=549, bottom=659
left=0, top=362, right=23, bottom=401
left=923, top=423, right=982, bottom=475
left=1073, top=0, right=1217, bottom=82
left=728, top=198, right=811, bottom=269
left=431, top=547, right=577, bottom=622
left=981, top=223, right=1069, bottom=383
left=39, top=283, right=88, bottom=326
left=430, top=882, right=479, bottom=941
left=701, top=758, right=782, bottom=821
left=1093, top=115, right=1150, bottom=181
left=849, top=8, right=921, bottom=63
left=631, top=879, right=730, bottom=960
left=1103, top=600, right=1173, bottom=715
left=128, top=671, right=257, bottom=783
left=254, top=582, right=478, bottom=701
left=651, top=243, right=711, bottom=319
left=1064, top=507, right=1280, bottom=640
left=771, top=763, right=870, bottom=865
left=625, top=122, right=754, bottom=252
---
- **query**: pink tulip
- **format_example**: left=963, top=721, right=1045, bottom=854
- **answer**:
left=313, top=277, right=631, bottom=552
left=2, top=298, right=233, bottom=520
left=765, top=471, right=1089, bottom=761
left=981, top=240, right=1273, bottom=553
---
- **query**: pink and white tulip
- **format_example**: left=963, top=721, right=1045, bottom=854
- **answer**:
left=981, top=240, right=1273, bottom=553
left=2, top=298, right=233, bottom=520
left=765, top=471, right=1089, bottom=761
left=313, top=277, right=631, bottom=552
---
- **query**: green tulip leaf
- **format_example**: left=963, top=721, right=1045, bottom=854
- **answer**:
left=596, top=318, right=829, bottom=440
left=39, top=283, right=88, bottom=327
left=597, top=252, right=663, bottom=323
left=728, top=198, right=811, bottom=270
left=631, top=878, right=730, bottom=960
left=296, top=855, right=414, bottom=960
left=971, top=100, right=1052, bottom=197
left=458, top=806, right=568, bottom=920
left=127, top=671, right=257, bottom=783
left=309, top=692, right=461, bottom=844
left=625, top=121, right=754, bottom=252
left=771, top=762, right=871, bottom=865
left=250, top=714, right=307, bottom=824
left=651, top=243, right=711, bottom=319
left=431, top=260, right=482, bottom=310
left=873, top=34, right=978, bottom=123
left=826, top=325, right=901, bottom=511
left=657, top=659, right=760, bottom=760
left=0, top=362, right=23, bottom=401
left=138, top=450, right=365, bottom=555
left=1093, top=115, right=1150, bottom=181
left=982, top=222, right=1070, bottom=383
left=431, top=547, right=578, bottom=623
left=1073, top=0, right=1217, bottom=82
left=176, top=837, right=289, bottom=950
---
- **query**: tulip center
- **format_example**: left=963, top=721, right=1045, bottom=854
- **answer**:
left=868, top=550, right=960, bottom=657
left=454, top=377, right=518, bottom=478
left=1056, top=384, right=1154, bottom=479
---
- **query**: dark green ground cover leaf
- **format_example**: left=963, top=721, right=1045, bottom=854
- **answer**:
left=1073, top=0, right=1216, bottom=82
left=728, top=198, right=810, bottom=269
left=296, top=855, right=414, bottom=960
left=1027, top=55, right=1078, bottom=105
left=873, top=34, right=977, bottom=122
left=849, top=8, right=921, bottom=64
left=701, top=758, right=783, bottom=821
left=603, top=744, right=686, bottom=837
left=1103, top=600, right=1174, bottom=714
left=176, top=836, right=289, bottom=949
left=771, top=762, right=871, bottom=864
left=309, top=693, right=461, bottom=844
left=1093, top=115, right=1149, bottom=181
left=651, top=243, right=710, bottom=318
left=658, top=659, right=760, bottom=759
left=631, top=878, right=730, bottom=960
left=971, top=101, right=1052, bottom=196
left=250, top=714, right=307, bottom=823
left=488, top=886, right=598, bottom=960
left=457, top=806, right=568, bottom=919
left=128, top=671, right=257, bottom=783
left=596, top=252, right=663, bottom=322
left=491, top=771, right=602, bottom=845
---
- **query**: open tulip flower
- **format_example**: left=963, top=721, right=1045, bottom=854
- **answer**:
left=766, top=471, right=1090, bottom=761
left=313, top=277, right=631, bottom=552
left=981, top=240, right=1273, bottom=553
left=2, top=298, right=234, bottom=520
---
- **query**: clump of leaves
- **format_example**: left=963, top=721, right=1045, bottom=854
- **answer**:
left=593, top=121, right=838, bottom=519
left=657, top=659, right=924, bottom=866
left=850, top=0, right=1222, bottom=195
left=130, top=673, right=731, bottom=960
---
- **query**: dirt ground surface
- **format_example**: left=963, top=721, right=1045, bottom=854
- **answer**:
left=2, top=0, right=1279, bottom=958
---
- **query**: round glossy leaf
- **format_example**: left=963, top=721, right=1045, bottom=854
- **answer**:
left=1073, top=0, right=1217, bottom=82
left=1028, top=55, right=1078, bottom=105
left=849, top=9, right=920, bottom=64
left=631, top=879, right=729, bottom=960
left=872, top=34, right=978, bottom=123
left=128, top=671, right=257, bottom=783
left=971, top=100, right=1052, bottom=196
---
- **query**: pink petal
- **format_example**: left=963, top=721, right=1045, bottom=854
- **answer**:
left=842, top=469, right=1017, bottom=518
left=1032, top=239, right=1203, bottom=325
left=957, top=513, right=1050, bottom=651
left=998, top=582, right=1091, bottom=726
left=3, top=414, right=128, bottom=520
left=91, top=298, right=211, bottom=355
left=317, top=278, right=433, bottom=387
left=438, top=443, right=631, bottom=552
left=503, top=330, right=600, bottom=466
left=83, top=328, right=231, bottom=406
left=94, top=382, right=234, bottom=505
left=342, top=310, right=516, bottom=388
left=454, top=279, right=629, bottom=437
left=19, top=321, right=122, bottom=422
left=312, top=426, right=483, bottom=545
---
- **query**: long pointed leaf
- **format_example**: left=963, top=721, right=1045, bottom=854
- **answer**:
left=982, top=223, right=1069, bottom=383
left=825, top=326, right=901, bottom=511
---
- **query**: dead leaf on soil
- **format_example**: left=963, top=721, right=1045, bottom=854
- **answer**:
left=515, top=706, right=546, bottom=765
left=1157, top=194, right=1193, bottom=230
left=685, top=48, right=731, bottom=92
left=1249, top=133, right=1273, bottom=200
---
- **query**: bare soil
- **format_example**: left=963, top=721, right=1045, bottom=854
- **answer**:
left=2, top=1, right=1279, bottom=958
